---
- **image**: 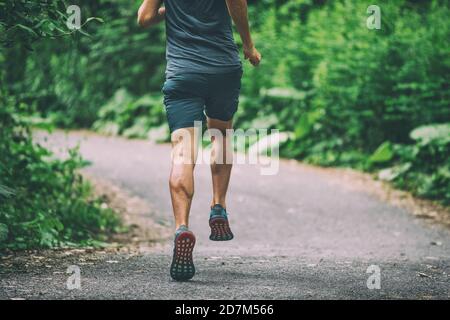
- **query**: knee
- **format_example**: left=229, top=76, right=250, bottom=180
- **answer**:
left=169, top=175, right=194, bottom=199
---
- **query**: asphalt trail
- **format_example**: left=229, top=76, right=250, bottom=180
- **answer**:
left=1, top=131, right=449, bottom=299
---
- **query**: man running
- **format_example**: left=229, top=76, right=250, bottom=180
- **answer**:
left=138, top=0, right=261, bottom=281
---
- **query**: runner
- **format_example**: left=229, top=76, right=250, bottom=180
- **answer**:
left=138, top=0, right=261, bottom=281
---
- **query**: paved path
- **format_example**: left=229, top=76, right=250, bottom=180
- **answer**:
left=1, top=131, right=449, bottom=299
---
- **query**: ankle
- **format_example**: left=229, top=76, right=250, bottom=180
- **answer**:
left=175, top=223, right=189, bottom=231
left=211, top=201, right=226, bottom=209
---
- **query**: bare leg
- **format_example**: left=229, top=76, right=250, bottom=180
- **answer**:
left=169, top=127, right=199, bottom=230
left=207, top=118, right=233, bottom=209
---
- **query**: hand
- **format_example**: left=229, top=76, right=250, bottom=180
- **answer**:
left=243, top=45, right=262, bottom=67
left=158, top=7, right=166, bottom=16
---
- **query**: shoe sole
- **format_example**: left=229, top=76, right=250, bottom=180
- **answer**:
left=209, top=217, right=234, bottom=241
left=170, top=231, right=196, bottom=281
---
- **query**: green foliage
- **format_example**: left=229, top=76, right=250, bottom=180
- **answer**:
left=245, top=0, right=449, bottom=203
left=93, top=88, right=168, bottom=140
left=0, top=0, right=122, bottom=250
left=0, top=101, right=121, bottom=249
left=410, top=124, right=450, bottom=144
left=248, top=0, right=449, bottom=157
left=0, top=0, right=68, bottom=47
left=387, top=124, right=450, bottom=204
left=0, top=223, right=8, bottom=243
left=13, top=0, right=166, bottom=127
left=369, top=142, right=394, bottom=164
left=3, top=0, right=449, bottom=205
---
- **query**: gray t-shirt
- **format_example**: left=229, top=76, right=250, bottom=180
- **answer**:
left=163, top=0, right=242, bottom=77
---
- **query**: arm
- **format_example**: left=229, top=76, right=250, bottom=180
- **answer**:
left=225, top=0, right=261, bottom=66
left=137, top=0, right=165, bottom=28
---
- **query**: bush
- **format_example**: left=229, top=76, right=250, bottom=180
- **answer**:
left=0, top=1, right=123, bottom=250
left=93, top=88, right=168, bottom=140
left=376, top=124, right=450, bottom=204
left=246, top=0, right=449, bottom=203
left=18, top=1, right=166, bottom=128
left=0, top=99, right=121, bottom=250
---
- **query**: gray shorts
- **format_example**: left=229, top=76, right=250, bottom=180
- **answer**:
left=162, top=69, right=243, bottom=132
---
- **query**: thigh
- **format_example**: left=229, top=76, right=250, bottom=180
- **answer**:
left=163, top=74, right=207, bottom=133
left=205, top=70, right=242, bottom=122
left=207, top=117, right=233, bottom=134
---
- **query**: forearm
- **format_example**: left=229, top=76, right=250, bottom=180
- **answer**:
left=137, top=0, right=164, bottom=28
left=225, top=0, right=254, bottom=49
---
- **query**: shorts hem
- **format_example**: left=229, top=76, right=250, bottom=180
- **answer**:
left=204, top=112, right=235, bottom=123
left=169, top=122, right=204, bottom=134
